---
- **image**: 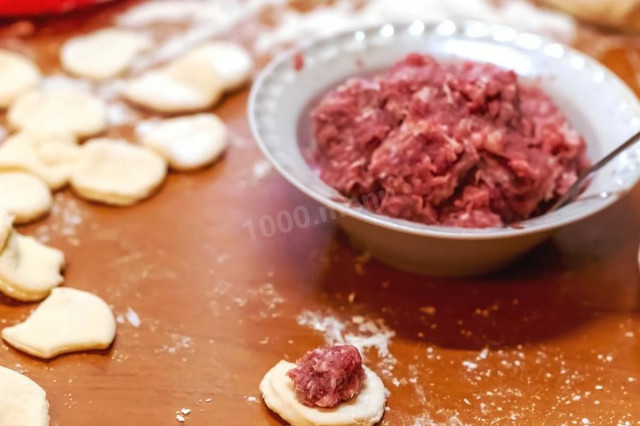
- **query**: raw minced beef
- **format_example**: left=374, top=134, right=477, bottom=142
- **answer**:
left=311, top=54, right=589, bottom=228
left=287, top=345, right=365, bottom=408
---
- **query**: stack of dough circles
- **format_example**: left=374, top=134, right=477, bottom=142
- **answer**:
left=259, top=360, right=387, bottom=426
left=139, top=114, right=229, bottom=171
left=178, top=41, right=253, bottom=92
left=2, top=287, right=116, bottom=359
left=123, top=51, right=224, bottom=113
left=0, top=49, right=41, bottom=108
left=0, top=230, right=65, bottom=302
left=8, top=88, right=107, bottom=138
left=61, top=28, right=152, bottom=80
left=0, top=171, right=52, bottom=224
left=0, top=131, right=80, bottom=190
left=71, top=138, right=167, bottom=206
left=0, top=366, right=49, bottom=426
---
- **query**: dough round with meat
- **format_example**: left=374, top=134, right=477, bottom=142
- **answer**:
left=0, top=171, right=52, bottom=224
left=259, top=360, right=386, bottom=426
left=0, top=367, right=49, bottom=426
left=71, top=138, right=167, bottom=206
left=124, top=52, right=223, bottom=113
left=0, top=131, right=80, bottom=190
left=2, top=287, right=116, bottom=359
left=0, top=49, right=41, bottom=108
left=61, top=28, right=152, bottom=80
left=0, top=230, right=64, bottom=302
left=8, top=88, right=107, bottom=138
left=139, top=114, right=229, bottom=171
left=181, top=42, right=253, bottom=91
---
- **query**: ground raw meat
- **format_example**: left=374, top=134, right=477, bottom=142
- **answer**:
left=287, top=345, right=366, bottom=408
left=311, top=54, right=590, bottom=228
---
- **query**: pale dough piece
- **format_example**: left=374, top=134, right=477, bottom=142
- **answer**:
left=180, top=42, right=253, bottom=91
left=0, top=366, right=49, bottom=426
left=0, top=131, right=80, bottom=190
left=124, top=52, right=223, bottom=113
left=8, top=88, right=107, bottom=138
left=0, top=49, right=41, bottom=108
left=2, top=287, right=116, bottom=359
left=0, top=171, right=52, bottom=224
left=0, top=230, right=64, bottom=302
left=0, top=207, right=13, bottom=252
left=260, top=360, right=387, bottom=426
left=71, top=138, right=167, bottom=206
left=543, top=0, right=640, bottom=31
left=139, top=114, right=229, bottom=171
left=61, top=28, right=152, bottom=80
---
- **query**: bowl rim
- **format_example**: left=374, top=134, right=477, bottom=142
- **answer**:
left=248, top=20, right=640, bottom=241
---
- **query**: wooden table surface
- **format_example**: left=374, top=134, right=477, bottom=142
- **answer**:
left=1, top=1, right=640, bottom=425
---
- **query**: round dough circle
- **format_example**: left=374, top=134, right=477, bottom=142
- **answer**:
left=0, top=131, right=80, bottom=190
left=140, top=114, right=229, bottom=171
left=0, top=230, right=65, bottom=302
left=0, top=366, right=49, bottom=426
left=260, top=360, right=387, bottom=426
left=2, top=287, right=116, bottom=359
left=124, top=51, right=223, bottom=113
left=0, top=49, right=41, bottom=108
left=71, top=138, right=167, bottom=206
left=61, top=28, right=152, bottom=80
left=8, top=88, right=107, bottom=138
left=0, top=171, right=52, bottom=224
left=182, top=42, right=253, bottom=91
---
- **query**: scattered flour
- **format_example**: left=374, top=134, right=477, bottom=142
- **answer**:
left=254, top=0, right=576, bottom=53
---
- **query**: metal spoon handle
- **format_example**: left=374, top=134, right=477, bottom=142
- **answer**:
left=549, top=128, right=640, bottom=212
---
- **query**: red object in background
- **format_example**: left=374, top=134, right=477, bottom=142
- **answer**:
left=0, top=0, right=114, bottom=16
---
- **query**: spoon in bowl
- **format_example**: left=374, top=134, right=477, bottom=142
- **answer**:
left=548, top=128, right=640, bottom=213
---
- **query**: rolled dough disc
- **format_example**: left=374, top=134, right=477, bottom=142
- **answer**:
left=139, top=114, right=229, bottom=171
left=259, top=360, right=387, bottom=426
left=0, top=207, right=13, bottom=251
left=180, top=41, right=253, bottom=91
left=61, top=28, right=152, bottom=80
left=0, top=230, right=65, bottom=302
left=71, top=138, right=167, bottom=206
left=124, top=52, right=223, bottom=113
left=0, top=366, right=49, bottom=426
left=0, top=131, right=80, bottom=190
left=0, top=49, right=41, bottom=109
left=8, top=88, right=107, bottom=138
left=0, top=171, right=52, bottom=224
left=543, top=0, right=640, bottom=31
left=2, top=287, right=117, bottom=359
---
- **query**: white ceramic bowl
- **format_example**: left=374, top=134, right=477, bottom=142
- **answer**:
left=249, top=21, right=640, bottom=276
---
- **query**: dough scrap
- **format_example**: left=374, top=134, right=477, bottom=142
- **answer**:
left=0, top=230, right=64, bottom=302
left=8, top=88, right=107, bottom=138
left=0, top=131, right=80, bottom=190
left=543, top=0, right=640, bottom=32
left=260, top=360, right=386, bottom=426
left=71, top=138, right=167, bottom=206
left=61, top=28, right=152, bottom=80
left=0, top=171, right=52, bottom=224
left=180, top=42, right=253, bottom=91
left=139, top=114, right=229, bottom=171
left=124, top=52, right=223, bottom=113
left=0, top=207, right=13, bottom=251
left=2, top=287, right=116, bottom=359
left=0, top=49, right=41, bottom=108
left=0, top=366, right=49, bottom=426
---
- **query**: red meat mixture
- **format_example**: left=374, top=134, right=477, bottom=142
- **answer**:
left=311, top=54, right=589, bottom=228
left=287, top=345, right=366, bottom=408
